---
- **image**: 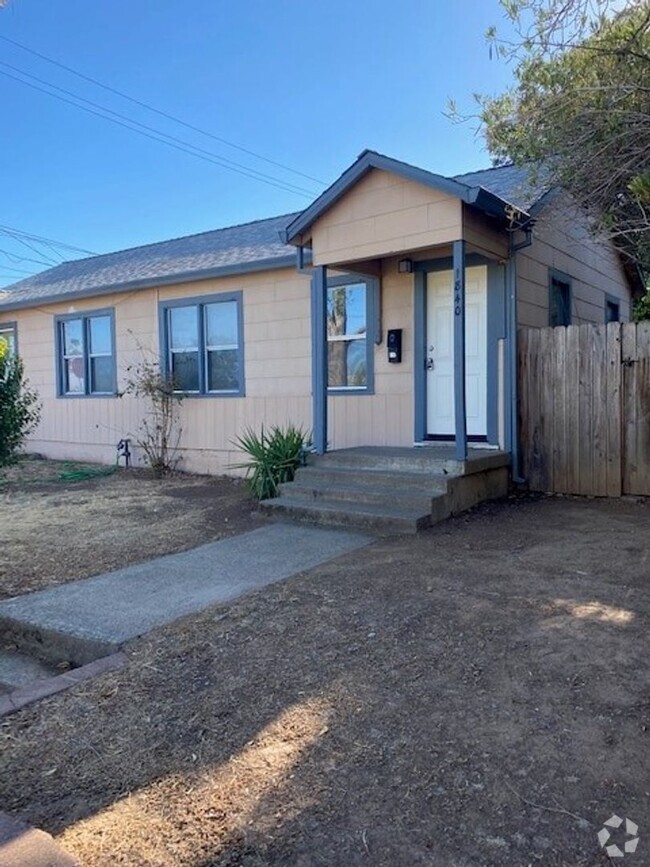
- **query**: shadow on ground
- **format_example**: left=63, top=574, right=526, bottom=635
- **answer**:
left=0, top=496, right=648, bottom=866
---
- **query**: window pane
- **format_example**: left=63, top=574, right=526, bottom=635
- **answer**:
left=65, top=357, right=85, bottom=393
left=171, top=351, right=199, bottom=391
left=328, top=339, right=367, bottom=388
left=207, top=349, right=239, bottom=391
left=169, top=306, right=198, bottom=350
left=206, top=301, right=238, bottom=347
left=327, top=284, right=366, bottom=339
left=63, top=319, right=83, bottom=356
left=550, top=279, right=571, bottom=327
left=90, top=356, right=113, bottom=393
left=0, top=328, right=15, bottom=357
left=89, top=316, right=112, bottom=355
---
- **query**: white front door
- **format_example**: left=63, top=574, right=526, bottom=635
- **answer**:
left=426, top=266, right=487, bottom=437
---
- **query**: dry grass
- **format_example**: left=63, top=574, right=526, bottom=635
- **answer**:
left=1, top=496, right=648, bottom=866
left=0, top=459, right=258, bottom=599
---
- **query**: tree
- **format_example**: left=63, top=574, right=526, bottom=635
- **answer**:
left=0, top=338, right=41, bottom=466
left=477, top=0, right=650, bottom=277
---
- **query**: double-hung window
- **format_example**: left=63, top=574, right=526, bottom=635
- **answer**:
left=56, top=311, right=116, bottom=396
left=162, top=292, right=244, bottom=395
left=0, top=322, right=17, bottom=358
left=327, top=277, right=376, bottom=392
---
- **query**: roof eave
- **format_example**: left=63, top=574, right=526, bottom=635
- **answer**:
left=0, top=254, right=298, bottom=313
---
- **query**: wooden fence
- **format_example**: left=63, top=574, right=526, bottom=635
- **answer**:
left=518, top=322, right=650, bottom=496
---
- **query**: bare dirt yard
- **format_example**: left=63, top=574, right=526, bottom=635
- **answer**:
left=0, top=459, right=258, bottom=599
left=0, top=495, right=648, bottom=866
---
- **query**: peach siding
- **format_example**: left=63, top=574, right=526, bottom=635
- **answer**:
left=310, top=168, right=463, bottom=266
left=517, top=193, right=632, bottom=327
left=2, top=268, right=313, bottom=475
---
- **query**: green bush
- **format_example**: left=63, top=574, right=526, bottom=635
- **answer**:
left=0, top=338, right=41, bottom=467
left=232, top=424, right=310, bottom=500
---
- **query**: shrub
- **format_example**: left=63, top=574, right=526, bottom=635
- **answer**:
left=0, top=338, right=41, bottom=467
left=233, top=424, right=310, bottom=500
left=123, top=354, right=183, bottom=478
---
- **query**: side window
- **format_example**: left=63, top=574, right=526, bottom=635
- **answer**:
left=161, top=292, right=244, bottom=396
left=605, top=297, right=620, bottom=323
left=549, top=272, right=572, bottom=327
left=0, top=322, right=17, bottom=358
left=327, top=279, right=374, bottom=392
left=56, top=311, right=116, bottom=396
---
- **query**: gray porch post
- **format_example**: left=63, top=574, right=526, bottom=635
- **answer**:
left=453, top=240, right=468, bottom=462
left=311, top=265, right=328, bottom=454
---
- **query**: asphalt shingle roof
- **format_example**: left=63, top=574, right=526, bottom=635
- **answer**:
left=0, top=163, right=549, bottom=312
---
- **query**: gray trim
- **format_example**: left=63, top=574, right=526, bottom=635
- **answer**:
left=413, top=271, right=427, bottom=443
left=548, top=268, right=573, bottom=327
left=283, top=150, right=531, bottom=244
left=158, top=291, right=245, bottom=398
left=325, top=273, right=378, bottom=396
left=0, top=255, right=297, bottom=313
left=486, top=263, right=507, bottom=446
left=0, top=319, right=18, bottom=357
left=453, top=241, right=468, bottom=462
left=413, top=253, right=491, bottom=274
left=311, top=267, right=328, bottom=454
left=54, top=307, right=117, bottom=398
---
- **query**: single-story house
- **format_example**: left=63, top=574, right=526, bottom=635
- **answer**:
left=0, top=149, right=643, bottom=480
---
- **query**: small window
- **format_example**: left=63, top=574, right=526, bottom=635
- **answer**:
left=161, top=293, right=244, bottom=396
left=56, top=311, right=116, bottom=396
left=327, top=280, right=372, bottom=391
left=549, top=272, right=572, bottom=327
left=0, top=322, right=17, bottom=358
left=605, top=298, right=620, bottom=323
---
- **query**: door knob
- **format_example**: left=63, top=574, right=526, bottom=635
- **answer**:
left=426, top=357, right=434, bottom=371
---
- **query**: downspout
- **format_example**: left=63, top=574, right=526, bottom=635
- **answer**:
left=507, top=224, right=533, bottom=484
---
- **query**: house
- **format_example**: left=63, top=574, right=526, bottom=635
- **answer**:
left=0, top=150, right=641, bottom=499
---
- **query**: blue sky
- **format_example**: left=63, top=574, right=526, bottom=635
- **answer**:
left=0, top=0, right=518, bottom=286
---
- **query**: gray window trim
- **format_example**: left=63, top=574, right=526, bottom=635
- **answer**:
left=605, top=293, right=621, bottom=323
left=54, top=308, right=117, bottom=398
left=0, top=320, right=17, bottom=357
left=158, top=291, right=245, bottom=398
left=326, top=274, right=377, bottom=396
left=548, top=268, right=572, bottom=327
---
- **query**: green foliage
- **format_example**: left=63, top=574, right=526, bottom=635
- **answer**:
left=478, top=1, right=650, bottom=276
left=123, top=353, right=183, bottom=478
left=0, top=337, right=41, bottom=467
left=633, top=290, right=650, bottom=322
left=232, top=424, right=310, bottom=500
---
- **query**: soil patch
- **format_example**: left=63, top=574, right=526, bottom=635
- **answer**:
left=0, top=496, right=648, bottom=865
left=0, top=460, right=258, bottom=600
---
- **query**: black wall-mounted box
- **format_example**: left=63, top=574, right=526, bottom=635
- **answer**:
left=387, top=328, right=402, bottom=363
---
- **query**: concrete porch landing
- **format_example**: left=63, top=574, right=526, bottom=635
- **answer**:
left=261, top=445, right=511, bottom=534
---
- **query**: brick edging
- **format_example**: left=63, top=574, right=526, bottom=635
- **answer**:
left=0, top=652, right=127, bottom=717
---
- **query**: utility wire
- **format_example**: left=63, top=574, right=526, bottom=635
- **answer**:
left=0, top=62, right=319, bottom=198
left=0, top=34, right=327, bottom=187
left=0, top=247, right=57, bottom=268
left=0, top=223, right=96, bottom=256
left=0, top=228, right=60, bottom=265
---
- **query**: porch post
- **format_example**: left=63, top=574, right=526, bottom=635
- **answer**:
left=311, top=265, right=328, bottom=454
left=453, top=240, right=468, bottom=462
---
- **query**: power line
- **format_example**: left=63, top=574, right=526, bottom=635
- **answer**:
left=0, top=263, right=38, bottom=276
left=0, top=228, right=60, bottom=265
left=0, top=223, right=96, bottom=256
left=0, top=34, right=327, bottom=187
left=0, top=63, right=318, bottom=199
left=0, top=247, right=56, bottom=268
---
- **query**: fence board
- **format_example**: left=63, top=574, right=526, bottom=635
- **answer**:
left=606, top=322, right=622, bottom=497
left=519, top=321, right=650, bottom=498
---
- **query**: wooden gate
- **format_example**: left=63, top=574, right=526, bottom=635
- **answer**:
left=518, top=322, right=650, bottom=496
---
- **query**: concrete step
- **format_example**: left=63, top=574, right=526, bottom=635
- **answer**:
left=279, top=478, right=443, bottom=512
left=311, top=447, right=463, bottom=475
left=0, top=648, right=59, bottom=693
left=261, top=496, right=432, bottom=535
left=293, top=464, right=450, bottom=493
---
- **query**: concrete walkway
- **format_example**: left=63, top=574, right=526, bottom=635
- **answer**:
left=0, top=524, right=371, bottom=662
